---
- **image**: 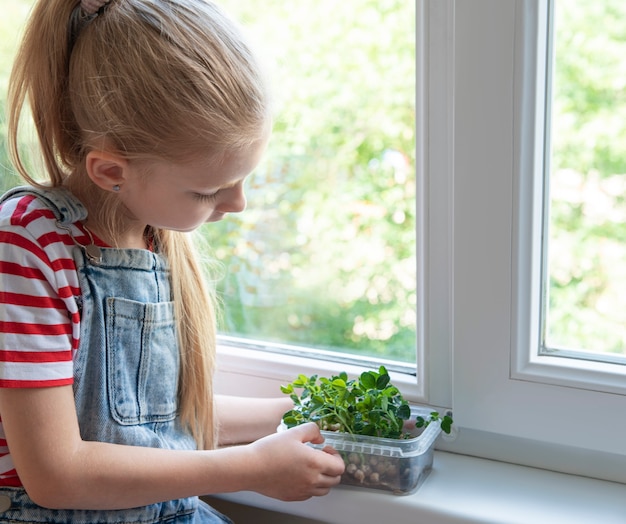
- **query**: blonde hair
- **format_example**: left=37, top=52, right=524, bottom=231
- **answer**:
left=8, top=0, right=271, bottom=449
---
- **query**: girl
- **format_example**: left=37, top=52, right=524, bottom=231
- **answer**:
left=0, top=0, right=345, bottom=522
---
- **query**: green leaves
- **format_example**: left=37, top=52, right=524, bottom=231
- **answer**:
left=281, top=366, right=417, bottom=439
left=415, top=411, right=454, bottom=435
left=282, top=366, right=455, bottom=438
left=359, top=371, right=376, bottom=390
left=440, top=415, right=454, bottom=435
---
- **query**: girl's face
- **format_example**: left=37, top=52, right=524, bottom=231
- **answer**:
left=120, top=138, right=268, bottom=232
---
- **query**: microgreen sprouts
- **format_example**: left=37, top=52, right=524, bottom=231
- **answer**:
left=280, top=366, right=453, bottom=439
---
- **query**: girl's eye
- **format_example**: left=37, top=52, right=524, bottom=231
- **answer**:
left=194, top=191, right=219, bottom=202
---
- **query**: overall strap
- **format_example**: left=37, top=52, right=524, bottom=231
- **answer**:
left=0, top=185, right=88, bottom=225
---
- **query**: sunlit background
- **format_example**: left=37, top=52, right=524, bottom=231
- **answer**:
left=546, top=0, right=626, bottom=357
left=1, top=0, right=623, bottom=365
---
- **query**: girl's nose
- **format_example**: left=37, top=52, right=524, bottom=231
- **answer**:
left=216, top=183, right=247, bottom=214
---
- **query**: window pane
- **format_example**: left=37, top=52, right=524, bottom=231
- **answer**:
left=203, top=0, right=417, bottom=364
left=0, top=2, right=32, bottom=193
left=544, top=0, right=626, bottom=358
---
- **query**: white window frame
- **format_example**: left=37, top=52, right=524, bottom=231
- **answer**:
left=511, top=0, right=626, bottom=392
left=449, top=0, right=626, bottom=482
left=216, top=0, right=455, bottom=411
left=215, top=0, right=626, bottom=485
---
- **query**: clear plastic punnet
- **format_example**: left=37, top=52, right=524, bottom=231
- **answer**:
left=280, top=406, right=442, bottom=495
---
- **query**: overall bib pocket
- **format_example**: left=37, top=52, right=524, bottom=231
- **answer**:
left=106, top=297, right=179, bottom=425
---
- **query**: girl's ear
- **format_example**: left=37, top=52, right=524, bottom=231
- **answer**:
left=85, top=150, right=129, bottom=192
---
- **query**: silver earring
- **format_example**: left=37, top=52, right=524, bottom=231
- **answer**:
left=112, top=185, right=121, bottom=192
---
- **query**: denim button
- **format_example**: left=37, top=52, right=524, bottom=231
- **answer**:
left=0, top=494, right=11, bottom=512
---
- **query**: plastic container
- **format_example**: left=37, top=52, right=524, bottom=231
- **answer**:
left=281, top=406, right=442, bottom=495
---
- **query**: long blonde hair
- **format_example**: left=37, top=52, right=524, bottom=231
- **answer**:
left=8, top=0, right=271, bottom=449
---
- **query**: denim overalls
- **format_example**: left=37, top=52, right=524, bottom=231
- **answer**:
left=0, top=187, right=232, bottom=524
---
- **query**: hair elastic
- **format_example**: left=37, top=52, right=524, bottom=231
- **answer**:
left=69, top=0, right=112, bottom=48
left=81, top=0, right=111, bottom=17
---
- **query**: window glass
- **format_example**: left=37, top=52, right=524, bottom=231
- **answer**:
left=0, top=2, right=31, bottom=193
left=0, top=1, right=417, bottom=365
left=544, top=0, right=626, bottom=360
left=206, top=1, right=417, bottom=364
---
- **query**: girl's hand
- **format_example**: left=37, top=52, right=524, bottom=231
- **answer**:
left=246, top=422, right=345, bottom=501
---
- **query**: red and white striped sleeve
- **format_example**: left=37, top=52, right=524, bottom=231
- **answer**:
left=0, top=194, right=82, bottom=388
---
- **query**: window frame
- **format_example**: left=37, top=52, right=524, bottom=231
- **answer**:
left=216, top=0, right=626, bottom=485
left=511, top=0, right=626, bottom=392
left=216, top=0, right=455, bottom=410
left=448, top=0, right=626, bottom=482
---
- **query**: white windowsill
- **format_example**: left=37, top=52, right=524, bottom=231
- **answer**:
left=212, top=451, right=626, bottom=524
left=214, top=344, right=626, bottom=523
left=214, top=343, right=425, bottom=402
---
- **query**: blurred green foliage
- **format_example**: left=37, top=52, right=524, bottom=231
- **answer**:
left=548, top=0, right=626, bottom=354
left=0, top=2, right=30, bottom=193
left=204, top=0, right=417, bottom=361
left=0, top=0, right=623, bottom=360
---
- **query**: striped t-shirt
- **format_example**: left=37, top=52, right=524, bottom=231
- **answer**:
left=0, top=192, right=98, bottom=487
